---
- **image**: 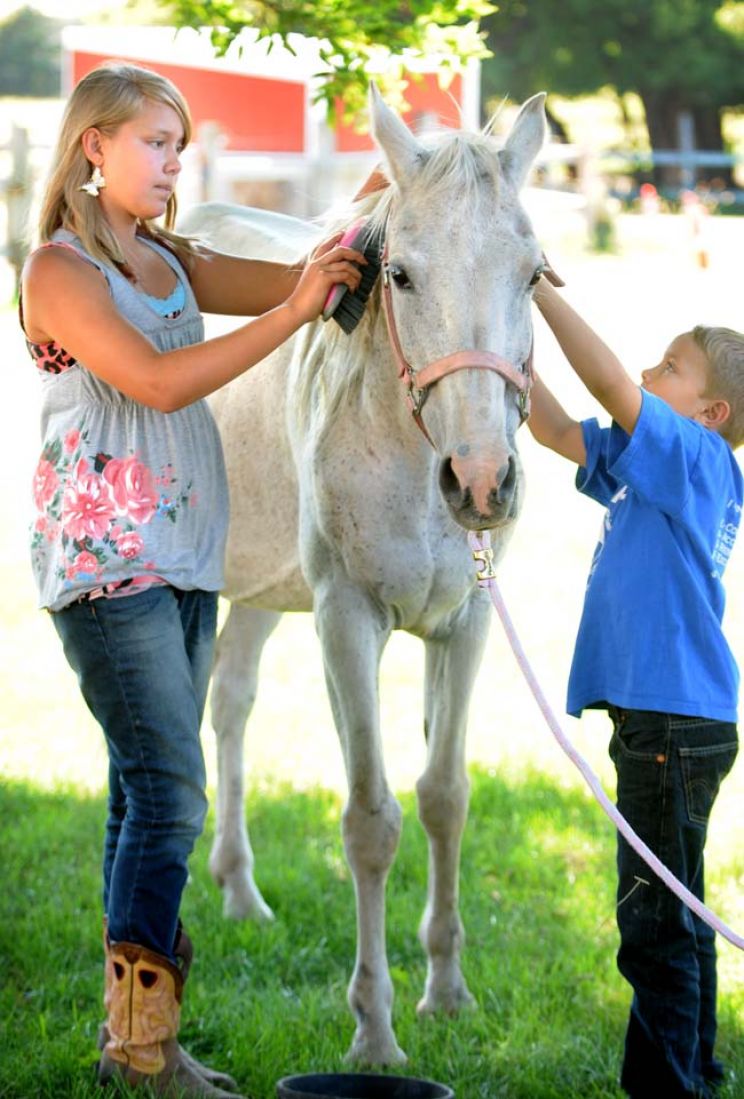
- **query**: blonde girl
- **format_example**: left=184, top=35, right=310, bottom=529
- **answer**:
left=21, top=61, right=364, bottom=1098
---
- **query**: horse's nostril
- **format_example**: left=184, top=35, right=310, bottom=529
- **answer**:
left=435, top=454, right=463, bottom=505
left=498, top=456, right=517, bottom=497
left=439, top=457, right=464, bottom=504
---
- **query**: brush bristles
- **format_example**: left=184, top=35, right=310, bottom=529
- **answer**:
left=326, top=225, right=384, bottom=335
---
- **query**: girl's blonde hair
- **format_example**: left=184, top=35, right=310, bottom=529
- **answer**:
left=38, top=61, right=198, bottom=273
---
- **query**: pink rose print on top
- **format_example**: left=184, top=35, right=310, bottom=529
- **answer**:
left=31, top=422, right=195, bottom=589
left=70, top=549, right=101, bottom=577
left=103, top=456, right=159, bottom=525
left=64, top=429, right=81, bottom=453
left=114, top=530, right=145, bottom=559
left=33, top=458, right=59, bottom=512
left=61, top=458, right=116, bottom=542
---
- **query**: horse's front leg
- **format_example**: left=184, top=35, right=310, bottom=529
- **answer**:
left=314, top=579, right=405, bottom=1066
left=416, top=589, right=491, bottom=1015
left=209, top=602, right=282, bottom=921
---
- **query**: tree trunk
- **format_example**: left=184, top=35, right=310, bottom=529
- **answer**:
left=639, top=91, right=732, bottom=191
left=638, top=90, right=684, bottom=191
left=544, top=102, right=578, bottom=180
left=692, top=104, right=733, bottom=187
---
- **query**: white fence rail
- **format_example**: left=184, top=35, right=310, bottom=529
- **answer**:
left=2, top=124, right=742, bottom=301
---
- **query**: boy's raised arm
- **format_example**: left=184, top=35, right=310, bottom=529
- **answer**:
left=528, top=373, right=587, bottom=465
left=534, top=278, right=642, bottom=435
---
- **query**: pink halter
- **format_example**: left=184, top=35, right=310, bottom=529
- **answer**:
left=379, top=243, right=534, bottom=448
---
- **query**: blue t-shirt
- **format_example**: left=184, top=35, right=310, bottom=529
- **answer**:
left=568, top=390, right=742, bottom=722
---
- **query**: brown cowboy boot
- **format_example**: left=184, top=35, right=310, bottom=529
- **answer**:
left=99, top=921, right=240, bottom=1093
left=97, top=940, right=246, bottom=1097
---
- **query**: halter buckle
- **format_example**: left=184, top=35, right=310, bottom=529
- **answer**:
left=405, top=368, right=429, bottom=417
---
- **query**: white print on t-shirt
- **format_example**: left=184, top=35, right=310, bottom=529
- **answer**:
left=587, top=484, right=629, bottom=586
left=711, top=498, right=742, bottom=579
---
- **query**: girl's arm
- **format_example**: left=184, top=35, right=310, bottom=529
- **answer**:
left=188, top=248, right=304, bottom=316
left=187, top=164, right=391, bottom=317
left=22, top=236, right=363, bottom=413
left=533, top=278, right=641, bottom=435
left=528, top=373, right=587, bottom=465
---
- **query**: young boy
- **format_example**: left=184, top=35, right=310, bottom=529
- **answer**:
left=528, top=276, right=743, bottom=1099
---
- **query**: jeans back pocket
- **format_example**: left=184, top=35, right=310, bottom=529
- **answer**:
left=678, top=738, right=738, bottom=826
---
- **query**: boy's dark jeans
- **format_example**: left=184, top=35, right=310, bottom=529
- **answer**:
left=608, top=707, right=738, bottom=1099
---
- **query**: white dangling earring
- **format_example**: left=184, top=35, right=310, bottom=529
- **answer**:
left=80, top=165, right=106, bottom=197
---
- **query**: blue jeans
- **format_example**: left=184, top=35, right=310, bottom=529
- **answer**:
left=608, top=707, right=738, bottom=1099
left=52, top=586, right=218, bottom=961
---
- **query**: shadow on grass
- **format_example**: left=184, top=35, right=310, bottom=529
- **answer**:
left=0, top=769, right=741, bottom=1099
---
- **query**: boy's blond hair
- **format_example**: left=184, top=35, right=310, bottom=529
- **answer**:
left=693, top=325, right=744, bottom=449
left=38, top=61, right=198, bottom=274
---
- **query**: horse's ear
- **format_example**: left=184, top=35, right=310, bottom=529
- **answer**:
left=368, top=81, right=425, bottom=189
left=498, top=92, right=547, bottom=191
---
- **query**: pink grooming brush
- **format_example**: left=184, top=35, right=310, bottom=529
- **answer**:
left=322, top=220, right=383, bottom=334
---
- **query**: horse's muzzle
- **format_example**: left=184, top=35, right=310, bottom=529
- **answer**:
left=439, top=452, right=519, bottom=529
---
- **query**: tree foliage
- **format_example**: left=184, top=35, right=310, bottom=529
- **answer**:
left=481, top=0, right=743, bottom=184
left=482, top=0, right=743, bottom=107
left=0, top=6, right=62, bottom=97
left=156, top=0, right=495, bottom=119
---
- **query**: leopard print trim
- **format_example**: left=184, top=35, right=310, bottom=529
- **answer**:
left=21, top=242, right=85, bottom=374
left=27, top=339, right=78, bottom=375
left=22, top=239, right=183, bottom=373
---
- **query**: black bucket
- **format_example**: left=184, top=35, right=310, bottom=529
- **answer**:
left=276, top=1073, right=454, bottom=1099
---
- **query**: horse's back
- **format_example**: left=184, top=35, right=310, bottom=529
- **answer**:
left=177, top=201, right=321, bottom=263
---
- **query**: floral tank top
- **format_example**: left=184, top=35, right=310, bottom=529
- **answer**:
left=27, top=229, right=229, bottom=611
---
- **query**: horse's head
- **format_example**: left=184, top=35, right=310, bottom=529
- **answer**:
left=367, top=85, right=547, bottom=532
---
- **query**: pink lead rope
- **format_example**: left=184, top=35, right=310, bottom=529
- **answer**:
left=468, top=530, right=744, bottom=951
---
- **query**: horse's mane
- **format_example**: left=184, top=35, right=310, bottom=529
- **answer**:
left=293, top=125, right=504, bottom=441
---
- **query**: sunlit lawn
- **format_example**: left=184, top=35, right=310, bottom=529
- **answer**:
left=1, top=214, right=743, bottom=1097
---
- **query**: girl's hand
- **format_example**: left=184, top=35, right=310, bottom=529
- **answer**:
left=286, top=233, right=366, bottom=324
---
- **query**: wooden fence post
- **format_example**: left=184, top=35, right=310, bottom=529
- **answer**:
left=3, top=124, right=32, bottom=296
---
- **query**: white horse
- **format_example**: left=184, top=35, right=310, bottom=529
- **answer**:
left=179, top=87, right=547, bottom=1065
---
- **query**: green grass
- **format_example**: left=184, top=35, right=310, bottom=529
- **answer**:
left=1, top=770, right=742, bottom=1099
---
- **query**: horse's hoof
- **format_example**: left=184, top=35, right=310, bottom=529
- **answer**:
left=416, top=984, right=476, bottom=1016
left=344, top=1032, right=407, bottom=1067
left=222, top=882, right=275, bottom=923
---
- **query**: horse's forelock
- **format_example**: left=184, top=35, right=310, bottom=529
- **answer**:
left=321, top=129, right=501, bottom=239
left=414, top=130, right=501, bottom=204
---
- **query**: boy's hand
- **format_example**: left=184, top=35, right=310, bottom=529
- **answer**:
left=532, top=273, right=557, bottom=308
left=532, top=254, right=565, bottom=307
left=541, top=253, right=566, bottom=288
left=286, top=234, right=366, bottom=324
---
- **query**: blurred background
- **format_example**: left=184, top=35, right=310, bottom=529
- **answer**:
left=0, top=0, right=743, bottom=302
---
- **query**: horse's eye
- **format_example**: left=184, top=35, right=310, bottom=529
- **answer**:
left=389, top=264, right=413, bottom=290
left=529, top=265, right=545, bottom=288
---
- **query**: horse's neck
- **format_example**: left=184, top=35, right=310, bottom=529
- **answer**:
left=283, top=264, right=443, bottom=478
left=347, top=312, right=430, bottom=456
